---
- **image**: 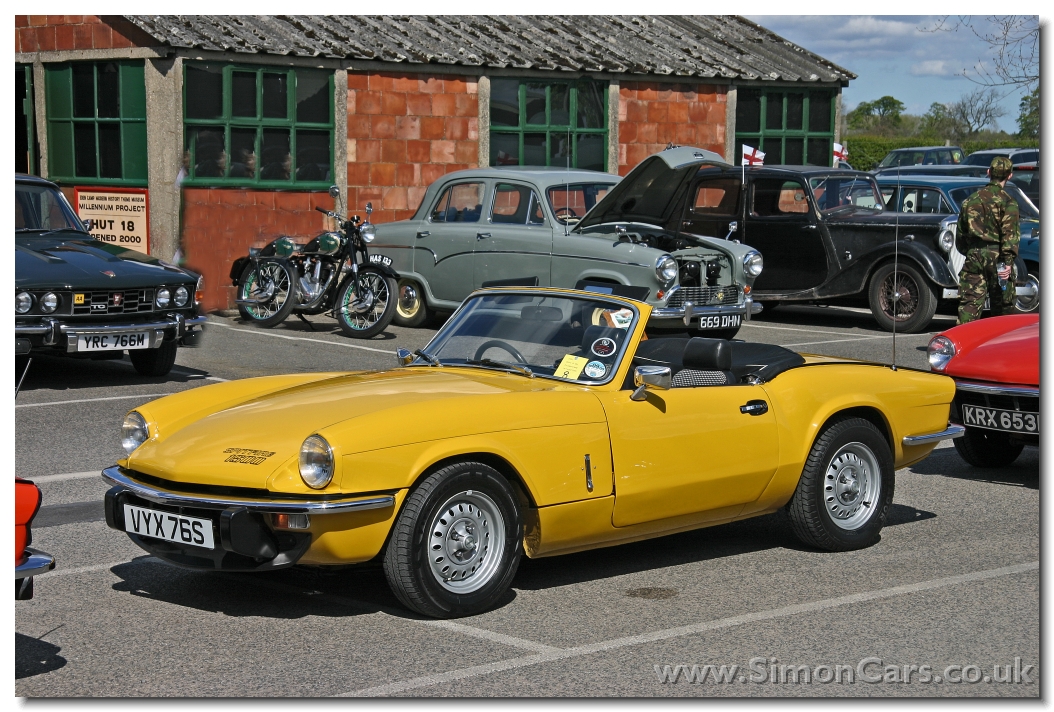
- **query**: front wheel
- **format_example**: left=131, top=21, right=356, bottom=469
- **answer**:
left=237, top=260, right=297, bottom=328
left=954, top=427, right=1025, bottom=468
left=129, top=340, right=178, bottom=377
left=787, top=417, right=895, bottom=551
left=334, top=267, right=397, bottom=338
left=392, top=278, right=433, bottom=328
left=868, top=262, right=937, bottom=333
left=383, top=461, right=523, bottom=618
left=1015, top=264, right=1040, bottom=313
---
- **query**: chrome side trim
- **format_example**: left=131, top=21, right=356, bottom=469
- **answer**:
left=902, top=425, right=966, bottom=446
left=956, top=381, right=1040, bottom=397
left=15, top=548, right=56, bottom=579
left=101, top=466, right=395, bottom=514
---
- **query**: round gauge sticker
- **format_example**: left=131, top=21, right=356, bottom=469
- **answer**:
left=584, top=361, right=607, bottom=379
left=591, top=337, right=617, bottom=357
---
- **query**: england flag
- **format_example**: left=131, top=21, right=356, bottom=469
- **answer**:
left=833, top=142, right=848, bottom=165
left=741, top=145, right=765, bottom=166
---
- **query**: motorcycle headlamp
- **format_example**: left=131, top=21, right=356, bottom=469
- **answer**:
left=121, top=411, right=151, bottom=454
left=16, top=292, right=33, bottom=314
left=655, top=255, right=678, bottom=285
left=927, top=335, right=956, bottom=371
left=360, top=223, right=376, bottom=243
left=299, top=435, right=334, bottom=489
left=743, top=250, right=764, bottom=278
left=174, top=286, right=190, bottom=307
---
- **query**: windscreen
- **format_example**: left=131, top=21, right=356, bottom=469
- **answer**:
left=807, top=174, right=884, bottom=212
left=15, top=183, right=85, bottom=232
left=547, top=183, right=617, bottom=225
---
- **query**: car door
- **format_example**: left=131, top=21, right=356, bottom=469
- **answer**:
left=414, top=180, right=486, bottom=303
left=473, top=182, right=553, bottom=289
left=679, top=174, right=742, bottom=239
left=595, top=382, right=779, bottom=528
left=742, top=177, right=829, bottom=292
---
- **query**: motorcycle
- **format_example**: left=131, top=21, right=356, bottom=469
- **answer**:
left=229, top=186, right=399, bottom=338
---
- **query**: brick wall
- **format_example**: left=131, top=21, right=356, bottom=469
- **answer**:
left=618, top=82, right=727, bottom=175
left=15, top=15, right=155, bottom=53
left=347, top=72, right=479, bottom=224
left=181, top=189, right=335, bottom=311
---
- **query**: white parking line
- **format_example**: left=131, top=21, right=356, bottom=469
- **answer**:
left=16, top=393, right=175, bottom=408
left=344, top=561, right=1038, bottom=696
left=207, top=318, right=396, bottom=354
left=24, top=471, right=101, bottom=484
left=784, top=336, right=892, bottom=347
left=44, top=557, right=162, bottom=578
left=740, top=322, right=882, bottom=337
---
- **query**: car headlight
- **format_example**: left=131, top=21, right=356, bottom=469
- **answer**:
left=156, top=288, right=171, bottom=308
left=938, top=229, right=955, bottom=253
left=299, top=435, right=334, bottom=489
left=655, top=255, right=678, bottom=285
left=360, top=223, right=376, bottom=243
left=121, top=411, right=150, bottom=454
left=927, top=335, right=956, bottom=371
left=743, top=250, right=764, bottom=278
left=40, top=292, right=59, bottom=313
left=174, top=286, right=190, bottom=307
left=16, top=292, right=33, bottom=314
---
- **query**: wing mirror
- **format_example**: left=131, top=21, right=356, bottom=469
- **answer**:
left=365, top=201, right=373, bottom=215
left=630, top=365, right=671, bottom=401
left=328, top=185, right=341, bottom=198
left=725, top=221, right=738, bottom=240
left=396, top=348, right=414, bottom=366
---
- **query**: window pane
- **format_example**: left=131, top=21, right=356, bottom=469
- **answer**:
left=736, top=89, right=761, bottom=133
left=74, top=124, right=97, bottom=176
left=765, top=92, right=783, bottom=131
left=763, top=137, right=782, bottom=163
left=807, top=137, right=829, bottom=166
left=261, top=129, right=291, bottom=180
left=524, top=133, right=546, bottom=166
left=491, top=133, right=519, bottom=165
left=492, top=183, right=529, bottom=224
left=785, top=138, right=804, bottom=165
left=98, top=123, right=122, bottom=178
left=295, top=129, right=330, bottom=182
left=550, top=84, right=570, bottom=126
left=550, top=132, right=572, bottom=167
left=232, top=71, right=257, bottom=118
left=691, top=177, right=742, bottom=215
left=186, top=65, right=223, bottom=119
left=525, top=84, right=546, bottom=125
left=490, top=79, right=520, bottom=127
left=192, top=128, right=227, bottom=178
left=432, top=183, right=484, bottom=222
left=576, top=134, right=605, bottom=172
left=72, top=64, right=95, bottom=118
left=576, top=80, right=605, bottom=129
left=296, top=70, right=329, bottom=124
left=786, top=93, right=804, bottom=130
left=528, top=192, right=545, bottom=225
left=96, top=63, right=120, bottom=118
left=263, top=73, right=288, bottom=119
left=229, top=129, right=257, bottom=179
left=809, top=92, right=832, bottom=132
left=753, top=178, right=808, bottom=216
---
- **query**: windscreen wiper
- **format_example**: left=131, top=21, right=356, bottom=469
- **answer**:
left=464, top=358, right=534, bottom=378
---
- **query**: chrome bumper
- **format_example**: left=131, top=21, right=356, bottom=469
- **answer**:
left=902, top=424, right=966, bottom=446
left=942, top=284, right=1037, bottom=300
left=102, top=466, right=396, bottom=514
left=955, top=380, right=1039, bottom=398
left=649, top=298, right=763, bottom=325
left=15, top=314, right=206, bottom=351
left=16, top=548, right=56, bottom=580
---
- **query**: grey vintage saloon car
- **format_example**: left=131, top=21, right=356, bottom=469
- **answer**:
left=371, top=147, right=763, bottom=339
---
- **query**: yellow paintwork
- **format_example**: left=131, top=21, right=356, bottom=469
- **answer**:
left=121, top=287, right=956, bottom=565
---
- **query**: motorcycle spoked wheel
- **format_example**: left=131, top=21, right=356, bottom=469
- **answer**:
left=237, top=260, right=298, bottom=328
left=334, top=267, right=397, bottom=338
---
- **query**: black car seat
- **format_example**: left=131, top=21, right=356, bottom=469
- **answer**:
left=672, top=338, right=736, bottom=387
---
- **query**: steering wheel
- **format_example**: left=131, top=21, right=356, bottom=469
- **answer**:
left=553, top=207, right=579, bottom=222
left=473, top=340, right=527, bottom=363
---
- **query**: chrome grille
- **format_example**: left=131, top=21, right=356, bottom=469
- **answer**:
left=73, top=289, right=155, bottom=315
left=666, top=286, right=740, bottom=308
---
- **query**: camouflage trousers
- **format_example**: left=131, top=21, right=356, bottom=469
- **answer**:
left=958, top=247, right=1016, bottom=324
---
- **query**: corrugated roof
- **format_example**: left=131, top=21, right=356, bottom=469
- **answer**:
left=123, top=15, right=855, bottom=84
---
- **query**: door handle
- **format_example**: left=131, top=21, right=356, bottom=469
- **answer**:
left=476, top=232, right=491, bottom=240
left=802, top=224, right=818, bottom=230
left=740, top=400, right=769, bottom=416
left=416, top=231, right=430, bottom=238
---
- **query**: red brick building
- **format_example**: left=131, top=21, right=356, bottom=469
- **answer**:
left=16, top=15, right=854, bottom=310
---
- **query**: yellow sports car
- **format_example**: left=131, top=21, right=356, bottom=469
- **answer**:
left=103, top=287, right=962, bottom=618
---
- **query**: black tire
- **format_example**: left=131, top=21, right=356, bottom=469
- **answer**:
left=334, top=267, right=397, bottom=338
left=787, top=417, right=895, bottom=552
left=867, top=261, right=938, bottom=334
left=383, top=461, right=523, bottom=618
left=1015, top=263, right=1040, bottom=313
left=237, top=260, right=297, bottom=328
left=129, top=340, right=178, bottom=377
left=392, top=278, right=433, bottom=328
left=953, top=427, right=1025, bottom=468
left=702, top=326, right=740, bottom=340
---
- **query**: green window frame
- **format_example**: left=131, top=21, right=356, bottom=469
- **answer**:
left=182, top=63, right=334, bottom=189
left=735, top=88, right=835, bottom=167
left=44, top=61, right=148, bottom=186
left=17, top=64, right=38, bottom=175
left=489, top=78, right=608, bottom=172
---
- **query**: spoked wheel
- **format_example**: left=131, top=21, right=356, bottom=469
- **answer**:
left=237, top=260, right=297, bottom=328
left=334, top=267, right=397, bottom=338
left=383, top=461, right=523, bottom=618
left=392, top=278, right=433, bottom=328
left=868, top=262, right=937, bottom=333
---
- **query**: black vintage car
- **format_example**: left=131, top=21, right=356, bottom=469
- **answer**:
left=594, top=155, right=957, bottom=332
left=15, top=175, right=205, bottom=377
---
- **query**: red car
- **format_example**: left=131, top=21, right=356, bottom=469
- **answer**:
left=928, top=314, right=1039, bottom=467
left=16, top=477, right=55, bottom=599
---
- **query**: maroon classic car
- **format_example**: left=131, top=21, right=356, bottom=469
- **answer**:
left=928, top=314, right=1039, bottom=467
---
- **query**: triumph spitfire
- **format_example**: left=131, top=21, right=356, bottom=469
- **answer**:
left=104, top=287, right=961, bottom=618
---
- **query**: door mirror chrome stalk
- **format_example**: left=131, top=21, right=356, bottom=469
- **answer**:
left=630, top=366, right=672, bottom=401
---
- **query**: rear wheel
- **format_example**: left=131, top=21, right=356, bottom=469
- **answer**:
left=334, top=267, right=397, bottom=338
left=129, top=340, right=178, bottom=377
left=392, top=278, right=433, bottom=328
left=868, top=262, right=937, bottom=333
left=954, top=428, right=1025, bottom=468
left=237, top=260, right=297, bottom=328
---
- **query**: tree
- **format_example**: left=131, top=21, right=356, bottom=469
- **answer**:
left=1016, top=87, right=1039, bottom=138
left=949, top=88, right=1008, bottom=137
left=919, top=102, right=962, bottom=138
left=846, top=96, right=906, bottom=135
left=925, top=16, right=1039, bottom=91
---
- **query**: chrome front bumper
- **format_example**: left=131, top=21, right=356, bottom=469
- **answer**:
left=942, top=284, right=1037, bottom=300
left=15, top=314, right=206, bottom=352
left=16, top=548, right=56, bottom=580
left=650, top=297, right=763, bottom=326
left=902, top=424, right=966, bottom=446
left=955, top=380, right=1039, bottom=398
left=102, top=466, right=396, bottom=514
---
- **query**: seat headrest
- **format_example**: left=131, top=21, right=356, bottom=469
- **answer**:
left=582, top=325, right=624, bottom=354
left=682, top=337, right=731, bottom=371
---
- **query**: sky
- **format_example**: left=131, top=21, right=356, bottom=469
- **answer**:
left=745, top=15, right=1035, bottom=131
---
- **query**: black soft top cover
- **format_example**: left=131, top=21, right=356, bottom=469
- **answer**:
left=633, top=337, right=805, bottom=383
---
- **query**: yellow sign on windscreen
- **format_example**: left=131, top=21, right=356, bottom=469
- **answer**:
left=555, top=355, right=589, bottom=380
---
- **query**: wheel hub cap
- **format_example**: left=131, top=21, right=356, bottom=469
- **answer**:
left=427, top=491, right=505, bottom=594
left=824, top=443, right=881, bottom=530
left=399, top=284, right=418, bottom=310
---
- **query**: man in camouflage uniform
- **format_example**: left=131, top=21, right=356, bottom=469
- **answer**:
left=957, top=156, right=1019, bottom=324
